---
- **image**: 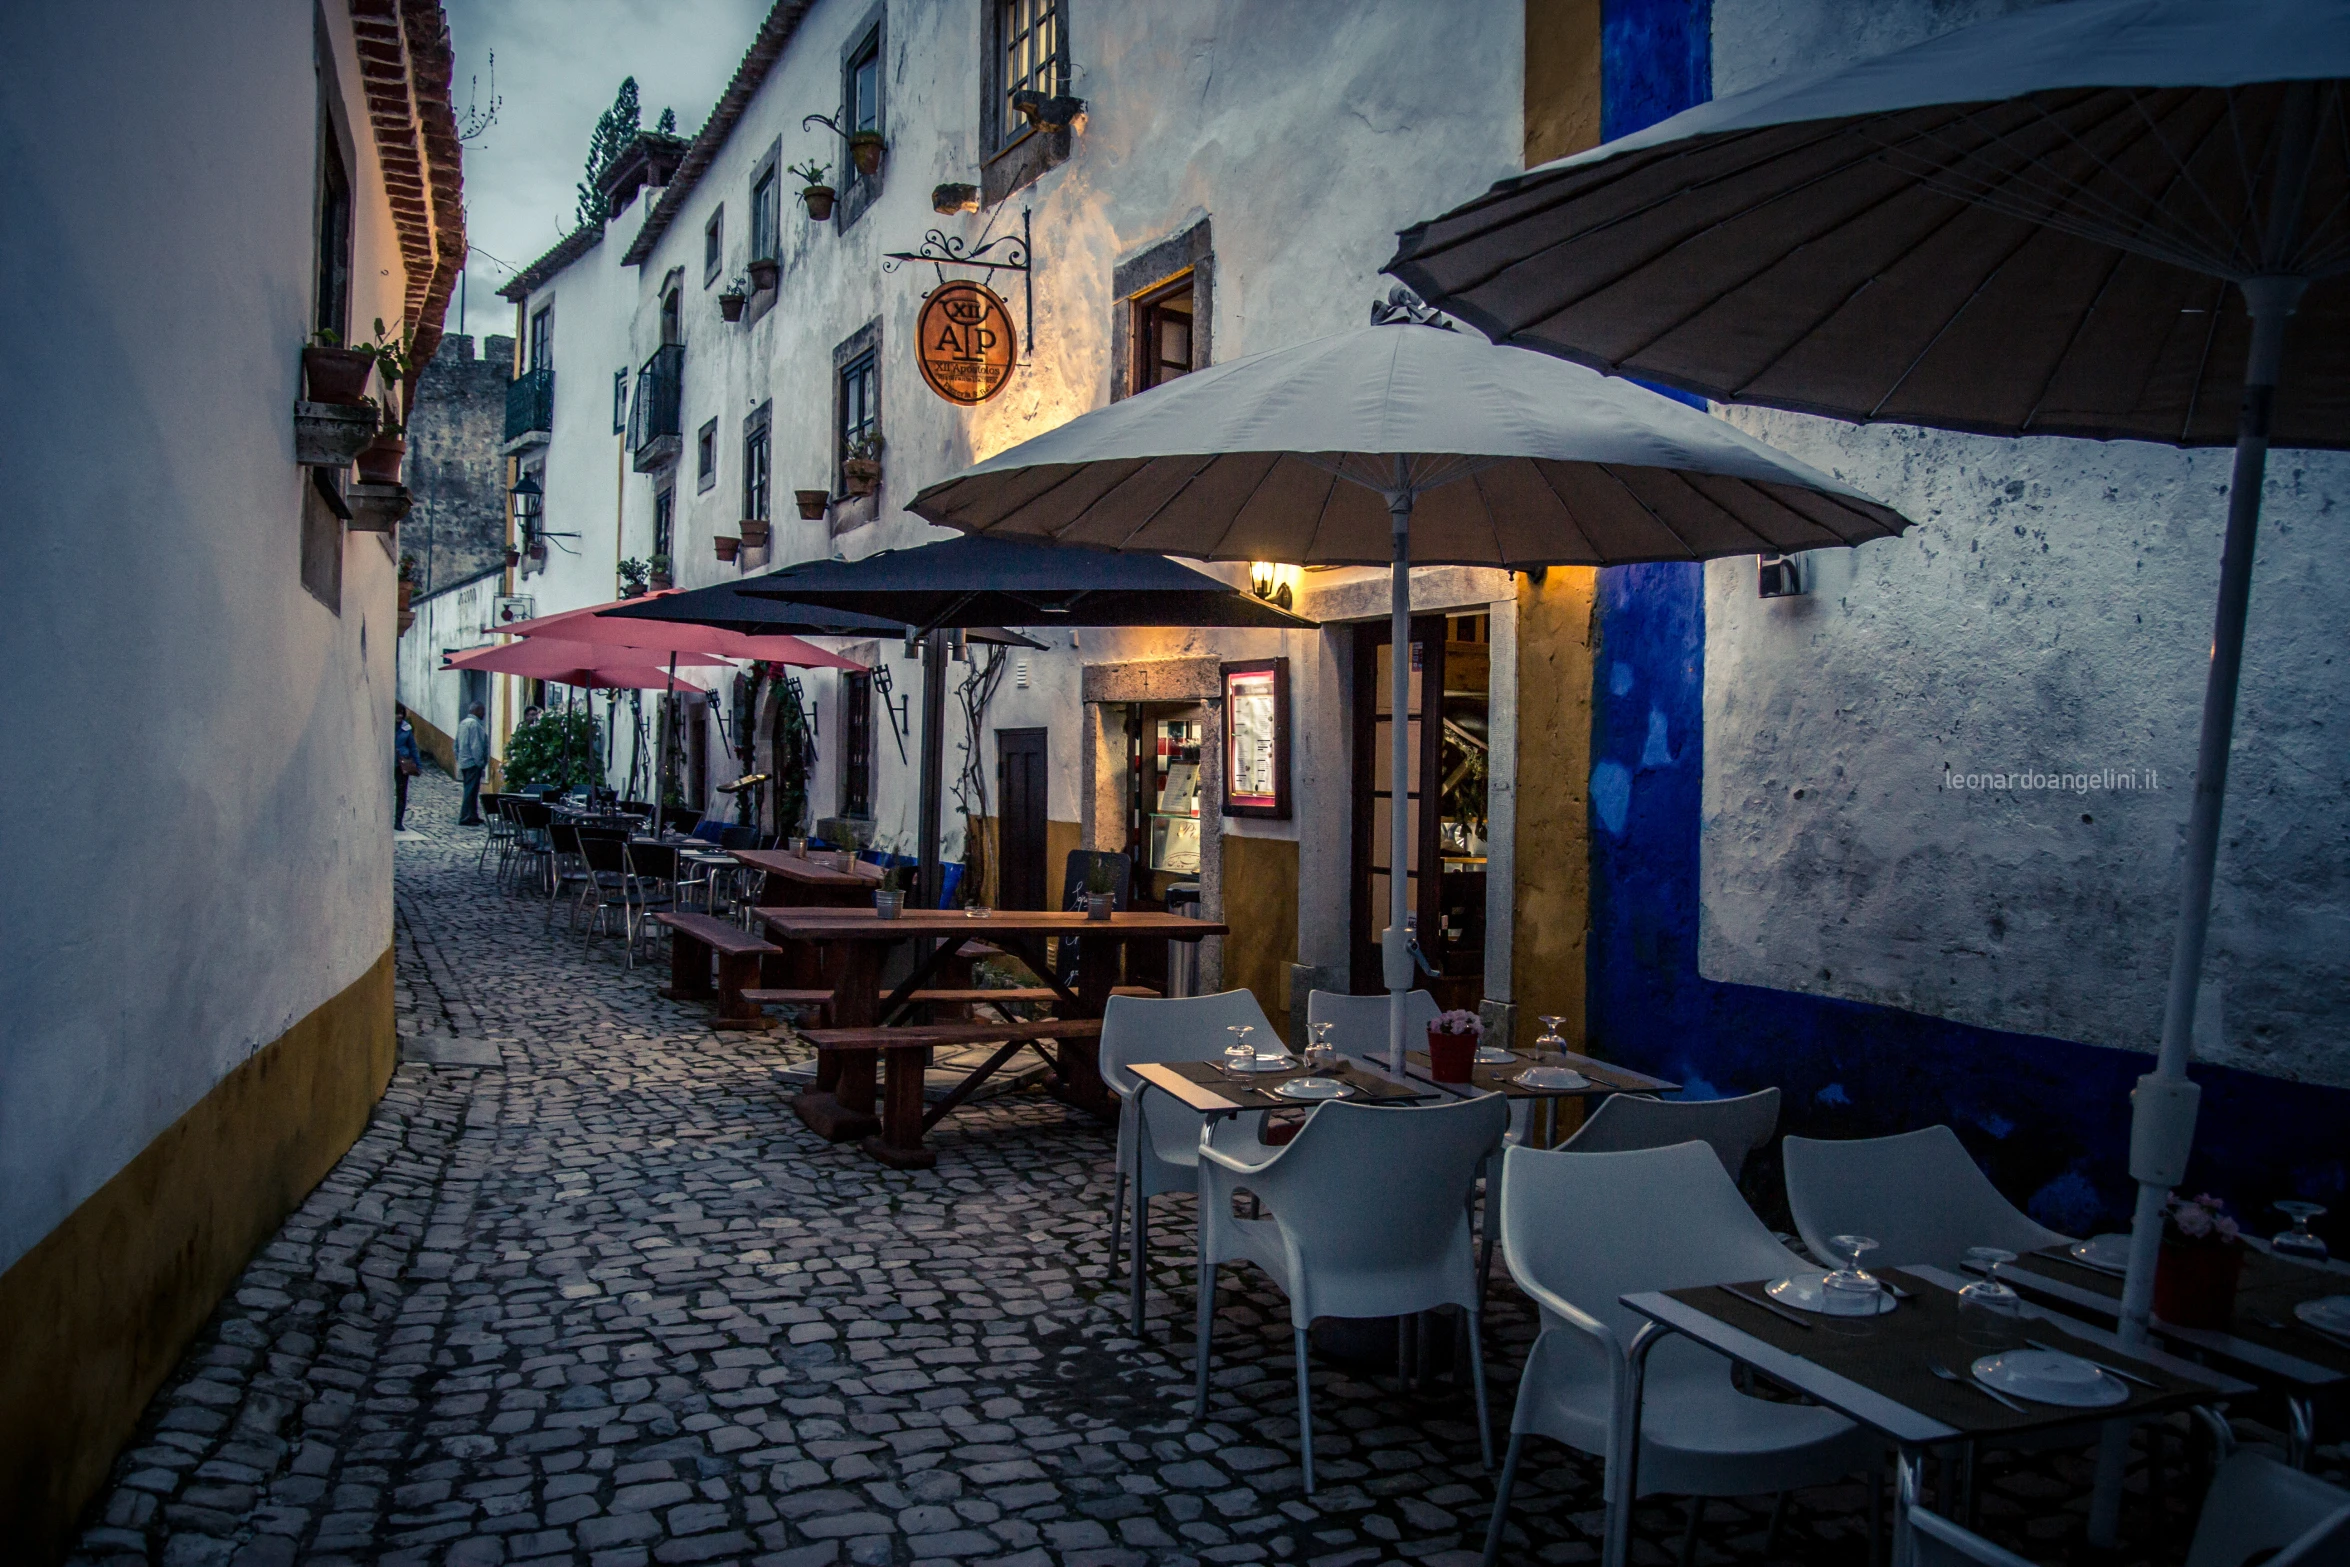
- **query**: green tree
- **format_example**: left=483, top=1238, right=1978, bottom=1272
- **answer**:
left=575, top=78, right=641, bottom=226
left=505, top=708, right=600, bottom=791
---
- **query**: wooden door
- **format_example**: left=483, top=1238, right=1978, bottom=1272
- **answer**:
left=1351, top=618, right=1446, bottom=995
left=996, top=728, right=1048, bottom=910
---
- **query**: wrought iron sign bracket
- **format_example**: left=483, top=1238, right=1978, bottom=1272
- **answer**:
left=884, top=207, right=1034, bottom=363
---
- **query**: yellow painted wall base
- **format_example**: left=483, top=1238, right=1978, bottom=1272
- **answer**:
left=407, top=708, right=457, bottom=778
left=1512, top=569, right=1598, bottom=1052
left=0, top=946, right=398, bottom=1564
left=1221, top=835, right=1300, bottom=1038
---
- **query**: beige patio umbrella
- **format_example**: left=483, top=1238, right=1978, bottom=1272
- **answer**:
left=912, top=295, right=1912, bottom=1079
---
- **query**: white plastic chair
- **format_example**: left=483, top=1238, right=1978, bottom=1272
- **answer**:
left=1194, top=1094, right=1508, bottom=1492
left=1098, top=990, right=1278, bottom=1334
left=1305, top=987, right=1441, bottom=1069
left=2185, top=1450, right=2350, bottom=1567
left=1483, top=1141, right=1880, bottom=1567
left=1558, top=1087, right=1781, bottom=1181
left=1904, top=1451, right=2350, bottom=1567
left=1783, top=1125, right=2072, bottom=1270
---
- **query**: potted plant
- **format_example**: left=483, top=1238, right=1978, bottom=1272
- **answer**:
left=842, top=432, right=883, bottom=496
left=356, top=420, right=405, bottom=484
left=738, top=515, right=772, bottom=547
left=874, top=854, right=907, bottom=919
left=792, top=159, right=835, bottom=221
left=2153, top=1193, right=2245, bottom=1329
left=617, top=557, right=650, bottom=598
left=718, top=277, right=750, bottom=322
left=795, top=488, right=830, bottom=520
left=1426, top=1010, right=1485, bottom=1084
left=647, top=553, right=674, bottom=592
left=848, top=131, right=886, bottom=179
left=714, top=535, right=741, bottom=563
left=1082, top=856, right=1117, bottom=921
left=748, top=255, right=781, bottom=292
left=397, top=554, right=418, bottom=611
left=361, top=317, right=416, bottom=386
left=303, top=330, right=378, bottom=405
left=504, top=547, right=521, bottom=569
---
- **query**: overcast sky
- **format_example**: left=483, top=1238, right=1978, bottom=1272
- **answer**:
left=441, top=0, right=771, bottom=349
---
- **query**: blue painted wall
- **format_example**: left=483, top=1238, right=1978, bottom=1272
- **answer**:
left=1585, top=0, right=2349, bottom=1240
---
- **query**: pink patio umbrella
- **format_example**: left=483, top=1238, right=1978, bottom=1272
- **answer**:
left=444, top=637, right=730, bottom=688
left=490, top=592, right=866, bottom=672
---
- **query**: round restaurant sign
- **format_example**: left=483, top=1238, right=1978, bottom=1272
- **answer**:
left=915, top=280, right=1018, bottom=405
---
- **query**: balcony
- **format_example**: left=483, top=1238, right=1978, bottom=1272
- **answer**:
left=502, top=367, right=554, bottom=454
left=629, top=344, right=684, bottom=472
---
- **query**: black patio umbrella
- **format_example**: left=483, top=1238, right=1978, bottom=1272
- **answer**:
left=616, top=534, right=1315, bottom=904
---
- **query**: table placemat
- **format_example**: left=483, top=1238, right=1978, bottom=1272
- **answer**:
left=1403, top=1050, right=1673, bottom=1097
left=1661, top=1268, right=2218, bottom=1439
left=1159, top=1058, right=1434, bottom=1111
left=2010, top=1246, right=2350, bottom=1378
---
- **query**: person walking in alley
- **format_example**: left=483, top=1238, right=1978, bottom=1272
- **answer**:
left=456, top=703, right=489, bottom=825
left=394, top=709, right=422, bottom=831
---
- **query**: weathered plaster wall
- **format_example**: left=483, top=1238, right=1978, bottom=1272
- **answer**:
left=0, top=0, right=406, bottom=1277
left=1509, top=568, right=1599, bottom=1052
left=405, top=332, right=513, bottom=596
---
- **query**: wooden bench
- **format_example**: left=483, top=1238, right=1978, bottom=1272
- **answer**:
left=798, top=1019, right=1106, bottom=1169
left=654, top=913, right=780, bottom=1031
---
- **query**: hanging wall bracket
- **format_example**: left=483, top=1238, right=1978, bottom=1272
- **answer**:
left=883, top=207, right=1034, bottom=363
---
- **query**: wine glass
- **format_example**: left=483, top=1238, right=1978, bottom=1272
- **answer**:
left=2274, top=1201, right=2330, bottom=1261
left=1535, top=1015, right=1566, bottom=1059
left=1963, top=1246, right=2018, bottom=1276
left=1305, top=1022, right=1341, bottom=1076
left=1821, top=1234, right=1882, bottom=1317
left=1223, top=1024, right=1257, bottom=1077
left=1955, top=1278, right=2025, bottom=1348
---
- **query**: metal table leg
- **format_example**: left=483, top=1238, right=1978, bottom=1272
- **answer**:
left=1894, top=1445, right=1925, bottom=1567
left=1608, top=1321, right=1669, bottom=1567
left=2290, top=1394, right=2316, bottom=1470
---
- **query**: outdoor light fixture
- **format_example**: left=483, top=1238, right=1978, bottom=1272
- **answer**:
left=1757, top=553, right=1805, bottom=598
left=1249, top=561, right=1296, bottom=609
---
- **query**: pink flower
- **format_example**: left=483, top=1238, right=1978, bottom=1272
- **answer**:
left=2215, top=1216, right=2240, bottom=1243
left=1432, top=1009, right=1484, bottom=1037
left=2192, top=1193, right=2226, bottom=1210
left=2174, top=1203, right=2212, bottom=1238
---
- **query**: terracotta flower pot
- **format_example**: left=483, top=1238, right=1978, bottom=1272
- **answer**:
left=356, top=433, right=405, bottom=485
left=843, top=457, right=880, bottom=496
left=795, top=489, right=830, bottom=520
left=397, top=580, right=414, bottom=611
left=302, top=344, right=377, bottom=405
left=802, top=186, right=835, bottom=222
left=849, top=132, right=886, bottom=177
left=648, top=572, right=673, bottom=592
left=748, top=257, right=780, bottom=291
left=2153, top=1241, right=2244, bottom=1329
left=719, top=291, right=747, bottom=322
left=737, top=517, right=771, bottom=545
left=714, top=536, right=740, bottom=563
left=1427, top=1028, right=1476, bottom=1083
left=398, top=608, right=417, bottom=635
left=504, top=548, right=520, bottom=569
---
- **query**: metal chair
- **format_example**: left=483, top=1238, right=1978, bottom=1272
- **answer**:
left=577, top=834, right=634, bottom=957
left=1194, top=1094, right=1509, bottom=1492
left=622, top=841, right=682, bottom=967
left=504, top=800, right=554, bottom=897
left=1783, top=1125, right=2072, bottom=1272
left=475, top=792, right=508, bottom=871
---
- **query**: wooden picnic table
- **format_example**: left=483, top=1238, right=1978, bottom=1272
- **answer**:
left=731, top=847, right=885, bottom=900
left=754, top=907, right=1227, bottom=1161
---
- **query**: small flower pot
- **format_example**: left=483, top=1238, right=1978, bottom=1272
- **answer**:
left=748, top=257, right=781, bottom=292
left=874, top=889, right=905, bottom=920
left=719, top=291, right=748, bottom=322
left=714, top=536, right=740, bottom=563
left=737, top=517, right=771, bottom=546
left=843, top=457, right=880, bottom=496
left=648, top=572, right=673, bottom=592
left=619, top=584, right=645, bottom=599
left=1085, top=893, right=1114, bottom=921
left=397, top=580, right=414, bottom=611
left=1427, top=1028, right=1477, bottom=1083
left=504, top=548, right=521, bottom=569
left=355, top=433, right=405, bottom=485
left=303, top=344, right=378, bottom=405
left=849, top=132, right=886, bottom=178
left=801, top=186, right=835, bottom=222
left=795, top=489, right=830, bottom=520
left=2154, top=1241, right=2244, bottom=1329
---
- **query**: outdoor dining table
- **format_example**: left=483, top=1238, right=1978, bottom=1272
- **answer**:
left=1994, top=1239, right=2349, bottom=1470
left=1616, top=1264, right=2250, bottom=1567
left=754, top=905, right=1227, bottom=1155
left=730, top=850, right=884, bottom=984
left=1398, top=1048, right=1679, bottom=1144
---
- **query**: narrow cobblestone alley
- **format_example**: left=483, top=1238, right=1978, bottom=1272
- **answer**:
left=64, top=773, right=2291, bottom=1567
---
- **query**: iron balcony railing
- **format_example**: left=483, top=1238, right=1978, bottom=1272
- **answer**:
left=503, top=366, right=554, bottom=448
left=629, top=344, right=684, bottom=471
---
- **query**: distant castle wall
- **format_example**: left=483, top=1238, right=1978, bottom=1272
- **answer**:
left=406, top=333, right=511, bottom=596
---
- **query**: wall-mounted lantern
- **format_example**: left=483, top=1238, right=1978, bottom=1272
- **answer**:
left=1248, top=560, right=1297, bottom=609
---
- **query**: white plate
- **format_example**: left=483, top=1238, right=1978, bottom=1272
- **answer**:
left=1513, top=1065, right=1590, bottom=1091
left=1766, top=1272, right=1898, bottom=1316
left=1274, top=1076, right=1354, bottom=1101
left=1226, top=1053, right=1299, bottom=1074
left=2071, top=1234, right=2132, bottom=1273
left=1475, top=1046, right=1518, bottom=1065
left=2295, top=1296, right=2350, bottom=1335
left=1973, top=1349, right=2129, bottom=1408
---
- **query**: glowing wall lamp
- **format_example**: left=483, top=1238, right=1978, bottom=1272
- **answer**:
left=1249, top=560, right=1297, bottom=609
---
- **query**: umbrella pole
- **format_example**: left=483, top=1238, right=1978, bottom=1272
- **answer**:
left=656, top=652, right=677, bottom=824
left=917, top=629, right=948, bottom=910
left=2092, top=275, right=2304, bottom=1542
left=1387, top=461, right=1415, bottom=1077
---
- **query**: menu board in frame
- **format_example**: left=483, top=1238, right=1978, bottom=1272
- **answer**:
left=1221, top=658, right=1290, bottom=819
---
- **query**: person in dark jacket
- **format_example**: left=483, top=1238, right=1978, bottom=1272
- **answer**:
left=394, top=709, right=422, bottom=830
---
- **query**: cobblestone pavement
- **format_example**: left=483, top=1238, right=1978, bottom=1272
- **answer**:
left=68, top=770, right=2332, bottom=1567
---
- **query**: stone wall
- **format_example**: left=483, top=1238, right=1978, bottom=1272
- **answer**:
left=405, top=332, right=511, bottom=597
